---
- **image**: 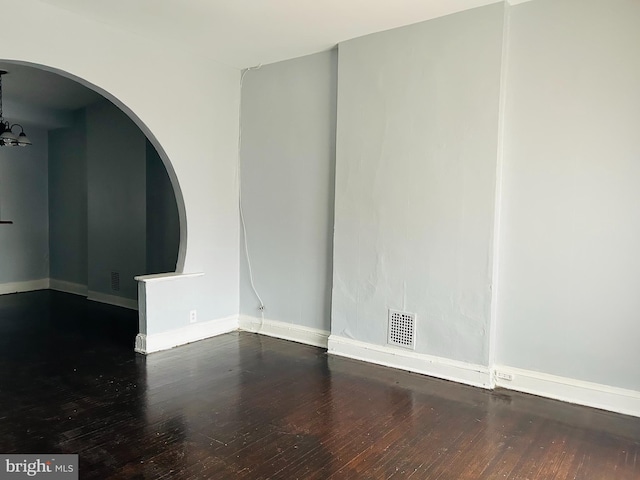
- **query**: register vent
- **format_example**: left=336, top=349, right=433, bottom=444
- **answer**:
left=388, top=309, right=416, bottom=350
left=110, top=271, right=121, bottom=292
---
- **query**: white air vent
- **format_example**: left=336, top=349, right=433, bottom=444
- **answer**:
left=110, top=271, right=120, bottom=292
left=388, top=309, right=416, bottom=350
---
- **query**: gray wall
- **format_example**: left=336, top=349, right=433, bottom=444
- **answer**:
left=48, top=100, right=179, bottom=301
left=87, top=100, right=147, bottom=300
left=146, top=139, right=179, bottom=275
left=496, top=0, right=640, bottom=391
left=331, top=4, right=504, bottom=365
left=49, top=110, right=87, bottom=285
left=0, top=127, right=49, bottom=284
left=239, top=50, right=337, bottom=331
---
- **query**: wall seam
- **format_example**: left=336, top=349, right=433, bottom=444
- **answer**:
left=487, top=0, right=512, bottom=386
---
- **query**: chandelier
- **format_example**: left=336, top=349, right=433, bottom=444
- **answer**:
left=0, top=70, right=31, bottom=147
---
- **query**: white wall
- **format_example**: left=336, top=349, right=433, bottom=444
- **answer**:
left=0, top=0, right=241, bottom=335
left=331, top=4, right=504, bottom=371
left=496, top=0, right=640, bottom=392
left=0, top=127, right=49, bottom=286
left=239, top=51, right=337, bottom=332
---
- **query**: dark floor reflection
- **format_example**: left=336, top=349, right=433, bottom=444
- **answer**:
left=1, top=291, right=639, bottom=479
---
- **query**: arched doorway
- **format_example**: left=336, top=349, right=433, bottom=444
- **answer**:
left=0, top=61, right=181, bottom=345
left=1, top=4, right=244, bottom=353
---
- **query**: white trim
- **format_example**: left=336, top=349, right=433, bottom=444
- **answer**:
left=506, top=0, right=536, bottom=6
left=49, top=279, right=88, bottom=296
left=141, top=315, right=239, bottom=354
left=239, top=315, right=330, bottom=349
left=0, top=278, right=49, bottom=295
left=0, top=279, right=139, bottom=315
left=87, top=290, right=138, bottom=310
left=134, top=333, right=147, bottom=354
left=134, top=271, right=204, bottom=283
left=328, top=335, right=492, bottom=389
left=494, top=365, right=640, bottom=418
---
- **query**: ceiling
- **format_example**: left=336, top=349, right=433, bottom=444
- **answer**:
left=37, top=0, right=501, bottom=68
left=2, top=0, right=501, bottom=115
left=0, top=63, right=103, bottom=112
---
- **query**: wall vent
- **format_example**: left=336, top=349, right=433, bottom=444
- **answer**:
left=388, top=309, right=416, bottom=350
left=110, top=271, right=120, bottom=292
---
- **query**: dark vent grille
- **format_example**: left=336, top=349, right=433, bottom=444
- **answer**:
left=111, top=271, right=120, bottom=292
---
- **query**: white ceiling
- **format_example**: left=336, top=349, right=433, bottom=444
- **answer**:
left=2, top=0, right=501, bottom=115
left=37, top=0, right=501, bottom=69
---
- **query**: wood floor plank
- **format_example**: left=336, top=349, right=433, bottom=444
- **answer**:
left=1, top=290, right=639, bottom=479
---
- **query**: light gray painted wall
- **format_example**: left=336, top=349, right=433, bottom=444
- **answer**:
left=239, top=50, right=337, bottom=331
left=87, top=100, right=146, bottom=300
left=496, top=0, right=640, bottom=390
left=49, top=110, right=87, bottom=285
left=146, top=140, right=179, bottom=275
left=332, top=4, right=504, bottom=365
left=0, top=127, right=49, bottom=283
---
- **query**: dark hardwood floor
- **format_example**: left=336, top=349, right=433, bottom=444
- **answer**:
left=0, top=290, right=639, bottom=479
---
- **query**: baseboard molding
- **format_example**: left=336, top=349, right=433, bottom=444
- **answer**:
left=134, top=333, right=147, bottom=354
left=138, top=315, right=239, bottom=354
left=87, top=290, right=138, bottom=310
left=1, top=279, right=137, bottom=312
left=328, top=335, right=492, bottom=389
left=53, top=282, right=137, bottom=311
left=6, top=280, right=636, bottom=418
left=239, top=315, right=330, bottom=349
left=49, top=279, right=88, bottom=296
left=0, top=278, right=50, bottom=295
left=493, top=365, right=640, bottom=418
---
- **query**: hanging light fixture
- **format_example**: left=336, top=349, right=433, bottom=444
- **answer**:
left=0, top=70, right=31, bottom=147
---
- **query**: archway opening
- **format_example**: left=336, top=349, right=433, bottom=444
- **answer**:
left=0, top=60, right=182, bottom=347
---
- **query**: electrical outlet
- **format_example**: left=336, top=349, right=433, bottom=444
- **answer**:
left=258, top=305, right=265, bottom=311
left=495, top=371, right=513, bottom=381
left=189, top=310, right=197, bottom=323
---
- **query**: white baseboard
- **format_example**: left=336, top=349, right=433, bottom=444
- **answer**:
left=0, top=278, right=50, bottom=295
left=49, top=279, right=88, bottom=296
left=138, top=315, right=239, bottom=354
left=239, top=315, right=330, bottom=349
left=87, top=290, right=138, bottom=310
left=328, top=335, right=492, bottom=389
left=134, top=333, right=147, bottom=354
left=51, top=281, right=138, bottom=311
left=494, top=365, right=640, bottom=418
left=1, top=278, right=137, bottom=312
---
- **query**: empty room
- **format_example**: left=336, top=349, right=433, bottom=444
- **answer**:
left=1, top=0, right=639, bottom=478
